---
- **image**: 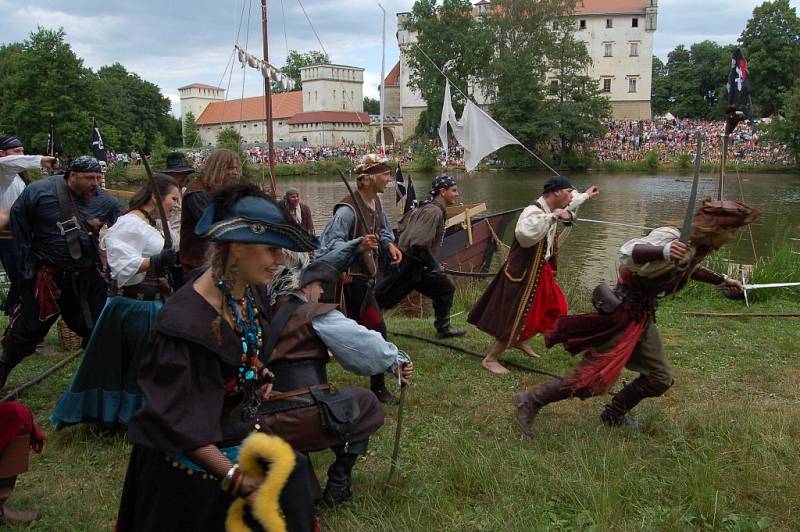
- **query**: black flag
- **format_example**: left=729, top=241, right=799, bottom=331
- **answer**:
left=46, top=116, right=63, bottom=158
left=724, top=48, right=753, bottom=135
left=403, top=174, right=417, bottom=214
left=91, top=118, right=106, bottom=161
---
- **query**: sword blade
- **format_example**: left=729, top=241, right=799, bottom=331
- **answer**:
left=743, top=282, right=800, bottom=290
left=680, top=135, right=703, bottom=243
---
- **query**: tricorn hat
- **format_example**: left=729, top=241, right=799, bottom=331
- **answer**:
left=195, top=194, right=319, bottom=252
left=298, top=260, right=340, bottom=288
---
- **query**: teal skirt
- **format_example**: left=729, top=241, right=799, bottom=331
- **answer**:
left=50, top=296, right=163, bottom=430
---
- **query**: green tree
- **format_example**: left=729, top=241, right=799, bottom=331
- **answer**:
left=276, top=50, right=329, bottom=93
left=183, top=111, right=200, bottom=147
left=739, top=0, right=800, bottom=116
left=766, top=80, right=800, bottom=166
left=363, top=97, right=380, bottom=115
left=546, top=21, right=610, bottom=160
left=405, top=0, right=493, bottom=137
left=482, top=0, right=574, bottom=158
left=651, top=56, right=670, bottom=116
left=217, top=127, right=244, bottom=155
left=0, top=27, right=96, bottom=154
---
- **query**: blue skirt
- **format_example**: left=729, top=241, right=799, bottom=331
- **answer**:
left=50, top=296, right=163, bottom=430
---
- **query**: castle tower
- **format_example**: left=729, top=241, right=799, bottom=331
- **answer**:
left=299, top=64, right=364, bottom=113
left=178, top=83, right=225, bottom=124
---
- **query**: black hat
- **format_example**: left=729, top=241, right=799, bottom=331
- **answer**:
left=298, top=260, right=339, bottom=288
left=543, top=176, right=573, bottom=194
left=195, top=194, right=319, bottom=252
left=0, top=136, right=23, bottom=151
left=162, top=152, right=196, bottom=174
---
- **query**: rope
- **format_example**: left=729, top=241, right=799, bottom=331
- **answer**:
left=684, top=312, right=800, bottom=318
left=280, top=0, right=290, bottom=60
left=734, top=162, right=758, bottom=261
left=443, top=268, right=497, bottom=278
left=239, top=0, right=253, bottom=123
left=390, top=331, right=562, bottom=379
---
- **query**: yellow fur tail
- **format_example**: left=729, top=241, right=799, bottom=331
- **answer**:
left=225, top=432, right=297, bottom=532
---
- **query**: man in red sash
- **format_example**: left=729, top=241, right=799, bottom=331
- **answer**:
left=468, top=177, right=599, bottom=374
left=513, top=199, right=758, bottom=435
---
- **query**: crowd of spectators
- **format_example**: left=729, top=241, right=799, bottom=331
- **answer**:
left=591, top=118, right=793, bottom=166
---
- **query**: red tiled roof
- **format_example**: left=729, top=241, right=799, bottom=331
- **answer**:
left=288, top=111, right=369, bottom=125
left=572, top=0, right=646, bottom=15
left=196, top=92, right=303, bottom=125
left=384, top=61, right=400, bottom=87
left=178, top=83, right=224, bottom=90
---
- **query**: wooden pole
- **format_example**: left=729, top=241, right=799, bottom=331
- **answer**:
left=718, top=133, right=728, bottom=201
left=683, top=312, right=800, bottom=318
left=261, top=0, right=278, bottom=198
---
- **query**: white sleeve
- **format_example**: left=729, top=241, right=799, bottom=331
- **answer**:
left=514, top=204, right=556, bottom=248
left=0, top=155, right=43, bottom=188
left=106, top=219, right=147, bottom=286
left=566, top=190, right=590, bottom=214
left=619, top=227, right=680, bottom=274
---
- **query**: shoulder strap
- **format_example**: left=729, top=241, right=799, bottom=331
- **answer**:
left=51, top=175, right=85, bottom=261
left=260, top=295, right=304, bottom=367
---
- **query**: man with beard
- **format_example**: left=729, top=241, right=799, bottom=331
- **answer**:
left=279, top=187, right=315, bottom=236
left=375, top=175, right=466, bottom=338
left=0, top=156, right=121, bottom=390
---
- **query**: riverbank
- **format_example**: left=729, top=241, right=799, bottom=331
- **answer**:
left=4, top=274, right=799, bottom=530
left=104, top=157, right=798, bottom=189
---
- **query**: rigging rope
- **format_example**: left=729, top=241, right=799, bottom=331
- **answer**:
left=280, top=0, right=290, bottom=61
left=239, top=0, right=254, bottom=123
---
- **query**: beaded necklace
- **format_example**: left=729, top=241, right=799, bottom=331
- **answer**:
left=217, top=279, right=264, bottom=419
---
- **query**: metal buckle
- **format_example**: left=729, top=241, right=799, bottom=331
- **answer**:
left=56, top=216, right=80, bottom=235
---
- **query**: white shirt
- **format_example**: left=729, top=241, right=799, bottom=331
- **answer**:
left=0, top=155, right=42, bottom=210
left=514, top=190, right=589, bottom=259
left=619, top=226, right=680, bottom=279
left=105, top=212, right=175, bottom=287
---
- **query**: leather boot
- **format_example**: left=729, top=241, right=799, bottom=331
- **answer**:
left=0, top=476, right=41, bottom=525
left=599, top=375, right=671, bottom=429
left=319, top=452, right=358, bottom=509
left=511, top=379, right=572, bottom=436
left=370, top=373, right=398, bottom=405
left=0, top=334, right=28, bottom=392
left=433, top=295, right=465, bottom=339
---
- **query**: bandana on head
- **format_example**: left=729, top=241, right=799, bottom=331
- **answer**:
left=427, top=175, right=457, bottom=202
left=0, top=136, right=23, bottom=151
left=68, top=156, right=101, bottom=174
left=284, top=187, right=299, bottom=199
left=354, top=154, right=390, bottom=176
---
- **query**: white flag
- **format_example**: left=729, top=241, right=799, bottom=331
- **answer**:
left=439, top=80, right=522, bottom=171
left=439, top=81, right=454, bottom=156
left=455, top=101, right=521, bottom=172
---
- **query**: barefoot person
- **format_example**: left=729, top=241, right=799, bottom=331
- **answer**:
left=513, top=199, right=758, bottom=435
left=467, top=177, right=599, bottom=374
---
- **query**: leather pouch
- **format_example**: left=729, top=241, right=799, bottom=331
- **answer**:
left=309, top=386, right=360, bottom=440
left=591, top=283, right=623, bottom=314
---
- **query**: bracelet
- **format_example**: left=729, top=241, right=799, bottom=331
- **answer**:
left=220, top=464, right=240, bottom=492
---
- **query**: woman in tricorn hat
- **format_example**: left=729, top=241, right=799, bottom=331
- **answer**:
left=117, top=183, right=318, bottom=531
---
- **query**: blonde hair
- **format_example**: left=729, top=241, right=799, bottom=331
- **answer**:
left=356, top=173, right=376, bottom=190
left=198, top=149, right=241, bottom=190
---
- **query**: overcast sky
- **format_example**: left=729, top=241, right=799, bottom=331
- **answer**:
left=1, top=0, right=798, bottom=116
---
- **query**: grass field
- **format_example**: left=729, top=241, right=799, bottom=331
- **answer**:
left=3, top=277, right=800, bottom=531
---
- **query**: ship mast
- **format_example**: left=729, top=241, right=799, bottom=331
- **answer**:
left=261, top=0, right=278, bottom=197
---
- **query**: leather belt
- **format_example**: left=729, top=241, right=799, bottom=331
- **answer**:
left=271, top=359, right=327, bottom=392
left=267, top=383, right=330, bottom=402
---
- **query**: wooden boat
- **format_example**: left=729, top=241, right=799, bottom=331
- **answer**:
left=438, top=203, right=522, bottom=273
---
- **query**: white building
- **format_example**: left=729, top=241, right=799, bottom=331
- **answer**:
left=395, top=0, right=657, bottom=137
left=181, top=63, right=380, bottom=147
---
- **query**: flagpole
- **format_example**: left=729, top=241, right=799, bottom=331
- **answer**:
left=378, top=2, right=386, bottom=155
left=414, top=43, right=561, bottom=176
left=718, top=132, right=728, bottom=200
left=261, top=0, right=278, bottom=198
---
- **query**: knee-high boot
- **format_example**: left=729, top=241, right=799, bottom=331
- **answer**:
left=320, top=440, right=368, bottom=509
left=511, top=379, right=573, bottom=436
left=599, top=375, right=671, bottom=428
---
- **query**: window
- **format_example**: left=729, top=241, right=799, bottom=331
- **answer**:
left=606, top=18, right=613, bottom=28
left=628, top=78, right=638, bottom=93
left=604, top=43, right=613, bottom=57
left=552, top=21, right=558, bottom=31
left=550, top=79, right=559, bottom=89
left=602, top=78, right=612, bottom=93
left=630, top=42, right=639, bottom=57
left=333, top=90, right=336, bottom=99
left=632, top=17, right=639, bottom=28
left=579, top=19, right=586, bottom=30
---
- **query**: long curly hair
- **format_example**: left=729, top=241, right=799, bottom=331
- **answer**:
left=197, top=149, right=241, bottom=191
